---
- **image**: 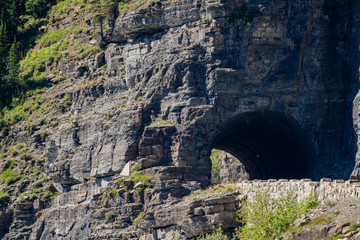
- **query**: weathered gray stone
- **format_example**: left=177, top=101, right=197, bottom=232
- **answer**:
left=3, top=0, right=360, bottom=239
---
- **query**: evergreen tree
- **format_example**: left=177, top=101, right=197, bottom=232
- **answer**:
left=0, top=0, right=56, bottom=108
left=7, top=40, right=20, bottom=87
left=0, top=21, right=9, bottom=76
left=0, top=40, right=20, bottom=107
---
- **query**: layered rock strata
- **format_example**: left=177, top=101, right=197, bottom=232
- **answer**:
left=2, top=0, right=360, bottom=238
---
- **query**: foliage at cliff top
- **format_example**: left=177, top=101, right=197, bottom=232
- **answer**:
left=0, top=0, right=168, bottom=112
left=0, top=0, right=120, bottom=111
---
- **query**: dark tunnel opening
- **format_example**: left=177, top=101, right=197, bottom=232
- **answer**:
left=212, top=111, right=316, bottom=180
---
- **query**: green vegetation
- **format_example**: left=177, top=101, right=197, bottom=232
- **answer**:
left=0, top=94, right=46, bottom=131
left=234, top=190, right=319, bottom=240
left=228, top=4, right=262, bottom=24
left=19, top=186, right=58, bottom=202
left=196, top=227, right=228, bottom=240
left=104, top=189, right=117, bottom=195
left=0, top=0, right=110, bottom=111
left=330, top=234, right=344, bottom=240
left=132, top=211, right=144, bottom=227
left=0, top=0, right=56, bottom=108
left=149, top=0, right=159, bottom=7
left=350, top=223, right=360, bottom=232
left=21, top=25, right=99, bottom=84
left=106, top=112, right=113, bottom=120
left=0, top=140, right=58, bottom=211
left=194, top=190, right=319, bottom=240
left=210, top=149, right=222, bottom=184
left=149, top=119, right=174, bottom=127
left=186, top=183, right=238, bottom=199
left=0, top=170, right=20, bottom=186
left=4, top=160, right=16, bottom=170
left=332, top=210, right=340, bottom=215
left=118, top=0, right=144, bottom=14
left=129, top=169, right=151, bottom=188
left=118, top=0, right=162, bottom=16
left=306, top=216, right=332, bottom=229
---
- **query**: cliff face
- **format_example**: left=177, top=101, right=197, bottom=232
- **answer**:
left=1, top=0, right=360, bottom=238
left=48, top=0, right=359, bottom=186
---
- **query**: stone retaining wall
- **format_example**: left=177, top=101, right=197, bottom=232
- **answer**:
left=236, top=178, right=360, bottom=202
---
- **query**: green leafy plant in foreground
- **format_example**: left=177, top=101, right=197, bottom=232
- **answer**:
left=196, top=227, right=228, bottom=240
left=195, top=189, right=319, bottom=240
left=234, top=190, right=319, bottom=240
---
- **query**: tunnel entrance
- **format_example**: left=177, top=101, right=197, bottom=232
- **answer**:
left=212, top=111, right=315, bottom=180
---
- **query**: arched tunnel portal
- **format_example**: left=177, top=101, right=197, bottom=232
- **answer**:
left=213, top=111, right=316, bottom=180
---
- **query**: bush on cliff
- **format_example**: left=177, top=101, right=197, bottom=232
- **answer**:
left=234, top=190, right=319, bottom=240
left=196, top=190, right=319, bottom=240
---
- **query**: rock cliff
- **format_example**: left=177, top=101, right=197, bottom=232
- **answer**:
left=0, top=0, right=360, bottom=238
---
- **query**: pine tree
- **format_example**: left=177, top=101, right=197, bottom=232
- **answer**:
left=0, top=39, right=20, bottom=107
left=0, top=21, right=9, bottom=76
left=7, top=40, right=20, bottom=86
left=0, top=20, right=9, bottom=107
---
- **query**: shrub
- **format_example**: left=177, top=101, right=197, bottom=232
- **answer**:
left=210, top=149, right=222, bottom=184
left=332, top=210, right=340, bottom=215
left=350, top=223, right=360, bottom=232
left=234, top=190, right=319, bottom=240
left=104, top=189, right=117, bottom=195
left=196, top=227, right=228, bottom=240
left=129, top=170, right=151, bottom=187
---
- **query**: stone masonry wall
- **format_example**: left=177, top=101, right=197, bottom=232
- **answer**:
left=237, top=178, right=360, bottom=202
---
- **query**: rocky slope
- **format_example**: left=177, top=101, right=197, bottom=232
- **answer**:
left=0, top=0, right=360, bottom=239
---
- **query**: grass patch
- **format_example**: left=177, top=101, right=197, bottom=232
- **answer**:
left=0, top=170, right=21, bottom=186
left=332, top=210, right=340, bottom=215
left=129, top=170, right=151, bottom=187
left=186, top=183, right=238, bottom=199
left=0, top=96, right=47, bottom=131
left=329, top=234, right=344, bottom=240
left=21, top=26, right=99, bottom=83
left=307, top=216, right=332, bottom=228
left=196, top=227, right=228, bottom=240
left=132, top=211, right=144, bottom=227
left=118, top=0, right=146, bottom=15
left=149, top=119, right=174, bottom=127
left=350, top=223, right=360, bottom=232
